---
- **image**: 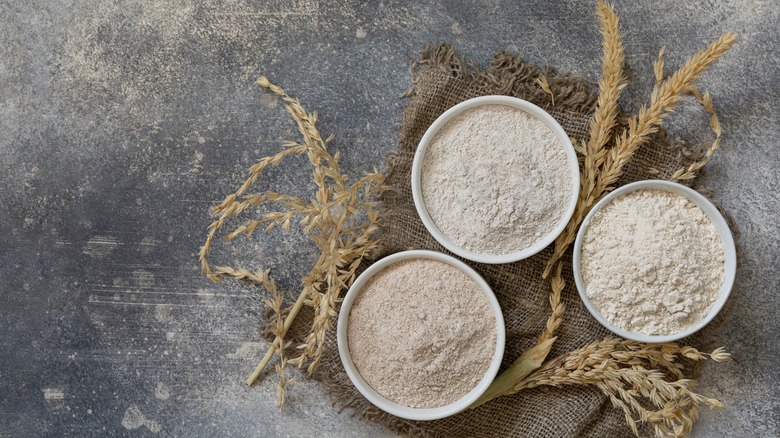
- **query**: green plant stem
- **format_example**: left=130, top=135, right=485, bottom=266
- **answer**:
left=469, top=337, right=556, bottom=409
left=245, top=286, right=309, bottom=386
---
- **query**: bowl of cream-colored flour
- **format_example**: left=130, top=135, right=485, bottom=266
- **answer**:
left=337, top=250, right=505, bottom=420
left=573, top=180, right=737, bottom=343
left=411, top=95, right=580, bottom=264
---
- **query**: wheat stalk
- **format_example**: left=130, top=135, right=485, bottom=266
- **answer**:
left=536, top=0, right=625, bottom=346
left=597, top=32, right=735, bottom=189
left=538, top=262, right=565, bottom=345
left=478, top=3, right=737, bottom=430
left=654, top=46, right=667, bottom=83
left=542, top=0, right=625, bottom=280
left=543, top=30, right=736, bottom=278
left=476, top=0, right=626, bottom=406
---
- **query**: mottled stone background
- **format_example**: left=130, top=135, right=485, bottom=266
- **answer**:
left=1, top=0, right=777, bottom=436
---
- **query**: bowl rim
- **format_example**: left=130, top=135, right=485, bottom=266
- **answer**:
left=336, top=249, right=506, bottom=421
left=572, top=179, right=737, bottom=343
left=410, top=95, right=580, bottom=264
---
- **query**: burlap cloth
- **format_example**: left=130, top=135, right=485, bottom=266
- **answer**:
left=305, top=44, right=715, bottom=437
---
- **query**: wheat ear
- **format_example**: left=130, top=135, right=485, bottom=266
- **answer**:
left=543, top=0, right=626, bottom=278
left=543, top=31, right=736, bottom=278
left=596, top=32, right=736, bottom=195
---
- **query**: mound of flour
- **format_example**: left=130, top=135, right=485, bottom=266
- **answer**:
left=580, top=189, right=725, bottom=335
left=347, top=258, right=497, bottom=408
left=421, top=104, right=571, bottom=255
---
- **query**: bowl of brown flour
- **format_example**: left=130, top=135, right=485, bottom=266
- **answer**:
left=337, top=250, right=505, bottom=420
left=573, top=180, right=737, bottom=343
left=411, top=95, right=580, bottom=264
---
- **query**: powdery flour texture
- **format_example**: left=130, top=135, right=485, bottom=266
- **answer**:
left=580, top=189, right=725, bottom=335
left=311, top=44, right=724, bottom=437
left=421, top=104, right=571, bottom=255
left=347, top=258, right=497, bottom=408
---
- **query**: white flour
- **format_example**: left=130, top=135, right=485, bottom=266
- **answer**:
left=580, top=189, right=725, bottom=335
left=347, top=258, right=497, bottom=408
left=421, top=104, right=572, bottom=255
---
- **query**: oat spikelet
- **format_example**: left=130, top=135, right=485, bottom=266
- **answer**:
left=257, top=269, right=292, bottom=410
left=543, top=0, right=626, bottom=278
left=536, top=75, right=555, bottom=106
left=199, top=77, right=386, bottom=388
left=215, top=267, right=292, bottom=408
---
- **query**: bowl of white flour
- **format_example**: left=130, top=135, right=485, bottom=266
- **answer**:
left=337, top=250, right=505, bottom=420
left=411, top=96, right=580, bottom=264
left=573, top=180, right=737, bottom=342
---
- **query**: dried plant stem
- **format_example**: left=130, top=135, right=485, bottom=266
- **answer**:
left=543, top=30, right=736, bottom=278
left=246, top=287, right=308, bottom=386
left=543, top=0, right=626, bottom=277
left=671, top=86, right=722, bottom=181
left=200, top=78, right=385, bottom=399
left=515, top=338, right=732, bottom=436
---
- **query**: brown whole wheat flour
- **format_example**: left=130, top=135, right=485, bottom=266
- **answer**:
left=308, top=44, right=723, bottom=438
left=581, top=189, right=725, bottom=335
left=421, top=104, right=571, bottom=255
left=347, top=258, right=497, bottom=408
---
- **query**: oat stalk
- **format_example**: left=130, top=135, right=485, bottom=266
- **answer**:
left=199, top=77, right=386, bottom=394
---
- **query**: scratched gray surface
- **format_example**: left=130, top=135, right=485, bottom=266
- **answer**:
left=1, top=0, right=778, bottom=436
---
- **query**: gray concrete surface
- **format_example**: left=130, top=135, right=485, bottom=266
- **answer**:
left=1, top=0, right=778, bottom=436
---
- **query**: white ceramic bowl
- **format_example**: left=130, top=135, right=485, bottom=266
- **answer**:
left=337, top=250, right=505, bottom=421
left=411, top=95, right=580, bottom=264
left=572, top=180, right=737, bottom=343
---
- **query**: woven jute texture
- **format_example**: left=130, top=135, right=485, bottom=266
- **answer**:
left=309, top=44, right=708, bottom=438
